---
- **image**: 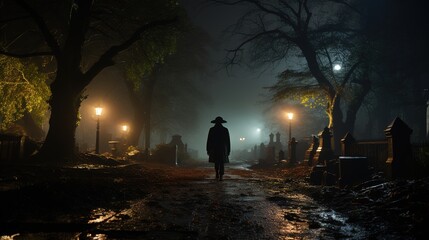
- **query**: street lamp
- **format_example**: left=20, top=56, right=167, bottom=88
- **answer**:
left=121, top=124, right=129, bottom=140
left=95, top=106, right=103, bottom=154
left=287, top=112, right=294, bottom=142
left=120, top=124, right=130, bottom=152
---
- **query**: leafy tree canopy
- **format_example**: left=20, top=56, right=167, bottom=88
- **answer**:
left=0, top=56, right=49, bottom=130
left=268, top=70, right=327, bottom=109
left=123, top=26, right=181, bottom=92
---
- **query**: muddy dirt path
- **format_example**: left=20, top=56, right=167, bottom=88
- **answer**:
left=82, top=164, right=367, bottom=239
left=1, top=163, right=382, bottom=239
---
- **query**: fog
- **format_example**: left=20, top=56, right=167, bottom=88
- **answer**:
left=73, top=1, right=294, bottom=159
left=177, top=0, right=277, bottom=157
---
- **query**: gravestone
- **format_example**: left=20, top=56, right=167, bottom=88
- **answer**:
left=304, top=136, right=319, bottom=165
left=384, top=117, right=413, bottom=179
left=313, top=127, right=334, bottom=165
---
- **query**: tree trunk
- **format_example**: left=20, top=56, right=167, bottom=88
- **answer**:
left=299, top=38, right=346, bottom=153
left=143, top=74, right=156, bottom=151
left=328, top=95, right=347, bottom=155
left=344, top=79, right=371, bottom=136
left=299, top=38, right=371, bottom=154
left=128, top=91, right=144, bottom=147
left=126, top=76, right=155, bottom=151
left=143, top=105, right=151, bottom=151
left=129, top=111, right=144, bottom=147
left=13, top=0, right=177, bottom=163
left=35, top=74, right=83, bottom=163
left=32, top=0, right=91, bottom=163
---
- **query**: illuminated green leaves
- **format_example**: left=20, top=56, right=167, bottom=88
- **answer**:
left=268, top=69, right=327, bottom=109
left=0, top=56, right=50, bottom=130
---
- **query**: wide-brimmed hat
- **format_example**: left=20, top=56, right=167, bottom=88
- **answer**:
left=211, top=116, right=227, bottom=123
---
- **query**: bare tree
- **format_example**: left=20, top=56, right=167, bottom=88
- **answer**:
left=213, top=0, right=372, bottom=152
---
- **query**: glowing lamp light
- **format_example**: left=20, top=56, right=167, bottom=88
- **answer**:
left=287, top=112, right=294, bottom=120
left=239, top=137, right=246, bottom=141
left=333, top=64, right=342, bottom=71
left=122, top=125, right=129, bottom=132
left=256, top=128, right=261, bottom=132
left=95, top=107, right=103, bottom=116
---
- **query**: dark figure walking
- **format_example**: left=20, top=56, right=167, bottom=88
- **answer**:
left=207, top=116, right=231, bottom=181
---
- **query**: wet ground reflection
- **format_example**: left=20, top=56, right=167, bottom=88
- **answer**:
left=82, top=233, right=108, bottom=240
left=88, top=208, right=116, bottom=224
left=1, top=164, right=370, bottom=239
left=264, top=186, right=367, bottom=239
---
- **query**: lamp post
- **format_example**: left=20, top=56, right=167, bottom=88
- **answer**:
left=287, top=112, right=294, bottom=142
left=286, top=112, right=296, bottom=164
left=95, top=107, right=103, bottom=154
left=122, top=124, right=129, bottom=143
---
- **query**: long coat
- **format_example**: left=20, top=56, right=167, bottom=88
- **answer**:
left=206, top=123, right=230, bottom=163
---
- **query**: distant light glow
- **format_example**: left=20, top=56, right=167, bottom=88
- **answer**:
left=256, top=128, right=261, bottom=132
left=287, top=112, right=294, bottom=120
left=239, top=137, right=246, bottom=141
left=95, top=107, right=103, bottom=116
left=333, top=64, right=342, bottom=71
left=122, top=125, right=128, bottom=132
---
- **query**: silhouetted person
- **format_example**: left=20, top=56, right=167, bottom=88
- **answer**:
left=207, top=116, right=231, bottom=181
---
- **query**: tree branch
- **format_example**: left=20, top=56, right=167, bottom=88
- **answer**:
left=0, top=50, right=54, bottom=58
left=311, top=24, right=361, bottom=34
left=83, top=17, right=178, bottom=85
left=225, top=28, right=295, bottom=65
left=340, top=60, right=361, bottom=88
left=14, top=0, right=61, bottom=57
left=303, top=0, right=312, bottom=32
left=213, top=0, right=298, bottom=29
left=0, top=15, right=31, bottom=24
left=323, top=47, right=333, bottom=68
left=328, top=0, right=362, bottom=15
left=251, top=0, right=298, bottom=30
left=279, top=0, right=299, bottom=18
